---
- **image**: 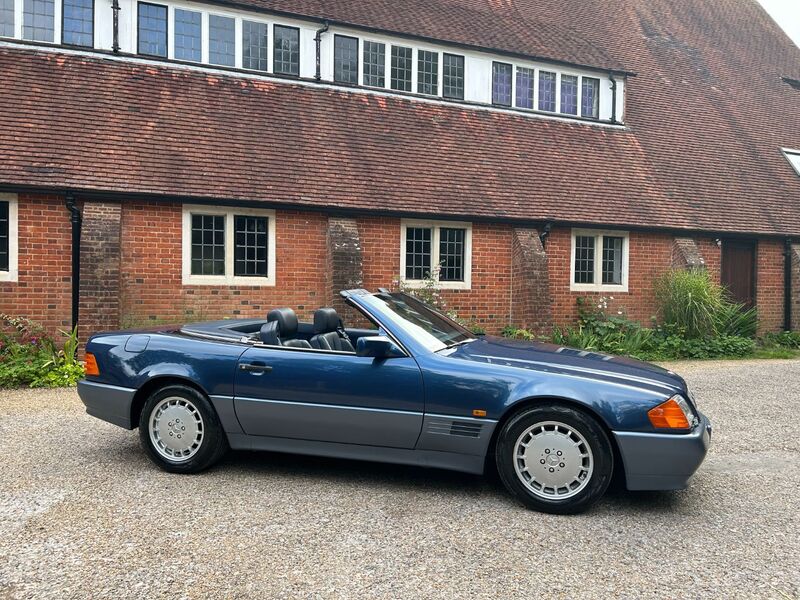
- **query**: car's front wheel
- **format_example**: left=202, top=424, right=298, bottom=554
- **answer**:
left=139, top=384, right=228, bottom=473
left=495, top=404, right=613, bottom=514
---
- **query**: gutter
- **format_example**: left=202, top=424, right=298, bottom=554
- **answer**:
left=785, top=238, right=793, bottom=331
left=65, top=193, right=81, bottom=331
left=314, top=21, right=330, bottom=81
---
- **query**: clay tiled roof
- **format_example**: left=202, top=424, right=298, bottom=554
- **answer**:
left=0, top=0, right=799, bottom=236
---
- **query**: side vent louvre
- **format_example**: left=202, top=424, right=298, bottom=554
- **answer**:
left=428, top=419, right=483, bottom=438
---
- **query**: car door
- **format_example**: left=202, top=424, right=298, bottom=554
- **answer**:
left=233, top=345, right=424, bottom=448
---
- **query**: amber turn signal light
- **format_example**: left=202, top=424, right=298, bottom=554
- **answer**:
left=648, top=397, right=690, bottom=429
left=472, top=409, right=487, bottom=417
left=84, top=353, right=100, bottom=376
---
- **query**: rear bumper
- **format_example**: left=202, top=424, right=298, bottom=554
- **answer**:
left=614, top=412, right=712, bottom=491
left=77, top=380, right=137, bottom=430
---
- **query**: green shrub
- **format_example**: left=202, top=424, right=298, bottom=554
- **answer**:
left=761, top=330, right=800, bottom=349
left=713, top=302, right=759, bottom=338
left=654, top=269, right=723, bottom=338
left=0, top=316, right=82, bottom=388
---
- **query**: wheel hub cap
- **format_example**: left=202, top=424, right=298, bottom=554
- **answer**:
left=514, top=421, right=593, bottom=500
left=149, top=397, right=204, bottom=462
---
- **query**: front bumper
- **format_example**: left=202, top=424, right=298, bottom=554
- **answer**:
left=77, top=379, right=137, bottom=430
left=614, top=412, right=712, bottom=491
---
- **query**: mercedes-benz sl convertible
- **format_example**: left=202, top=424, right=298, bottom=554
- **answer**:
left=78, top=289, right=711, bottom=514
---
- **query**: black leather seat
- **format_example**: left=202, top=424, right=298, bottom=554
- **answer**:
left=259, top=308, right=312, bottom=348
left=310, top=308, right=355, bottom=352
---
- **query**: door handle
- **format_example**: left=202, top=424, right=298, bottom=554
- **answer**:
left=239, top=363, right=273, bottom=373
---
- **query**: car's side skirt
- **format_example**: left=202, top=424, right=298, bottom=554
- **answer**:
left=226, top=433, right=488, bottom=475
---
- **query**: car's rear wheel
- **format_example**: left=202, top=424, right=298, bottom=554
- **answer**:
left=139, top=384, right=228, bottom=473
left=495, top=404, right=613, bottom=514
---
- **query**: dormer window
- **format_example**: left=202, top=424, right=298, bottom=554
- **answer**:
left=209, top=15, right=235, bottom=67
left=242, top=20, right=269, bottom=72
left=334, top=34, right=359, bottom=84
left=0, top=0, right=13, bottom=36
left=363, top=41, right=386, bottom=87
left=492, top=61, right=512, bottom=106
left=538, top=71, right=556, bottom=111
left=516, top=67, right=535, bottom=109
left=137, top=2, right=167, bottom=57
left=391, top=45, right=413, bottom=91
left=273, top=25, right=299, bottom=76
left=174, top=9, right=201, bottom=62
left=561, top=74, right=578, bottom=115
left=582, top=77, right=600, bottom=118
left=24, top=0, right=54, bottom=42
left=62, top=0, right=93, bottom=47
left=418, top=50, right=438, bottom=95
left=442, top=53, right=464, bottom=100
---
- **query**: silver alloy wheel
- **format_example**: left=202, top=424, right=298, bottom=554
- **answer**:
left=513, top=420, right=594, bottom=500
left=149, top=396, right=204, bottom=462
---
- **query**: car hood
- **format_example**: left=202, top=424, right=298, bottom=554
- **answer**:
left=446, top=336, right=687, bottom=396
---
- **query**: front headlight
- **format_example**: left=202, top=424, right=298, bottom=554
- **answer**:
left=648, top=395, right=698, bottom=430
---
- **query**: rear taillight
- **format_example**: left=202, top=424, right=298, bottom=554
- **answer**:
left=84, top=353, right=99, bottom=376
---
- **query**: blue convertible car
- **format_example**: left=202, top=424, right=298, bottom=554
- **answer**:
left=78, top=289, right=711, bottom=514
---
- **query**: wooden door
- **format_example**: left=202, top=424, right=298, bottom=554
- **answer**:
left=721, top=240, right=756, bottom=307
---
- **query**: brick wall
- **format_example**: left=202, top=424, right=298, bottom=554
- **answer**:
left=510, top=228, right=552, bottom=333
left=755, top=239, right=785, bottom=333
left=79, top=202, right=121, bottom=341
left=0, top=193, right=72, bottom=335
left=118, top=202, right=329, bottom=326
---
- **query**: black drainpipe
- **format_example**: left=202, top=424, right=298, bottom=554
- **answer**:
left=65, top=193, right=82, bottom=331
left=609, top=73, right=618, bottom=124
left=785, top=238, right=794, bottom=331
left=314, top=21, right=330, bottom=81
left=111, top=0, right=121, bottom=53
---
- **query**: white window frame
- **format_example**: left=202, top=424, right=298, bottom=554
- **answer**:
left=0, top=193, right=19, bottom=283
left=569, top=228, right=629, bottom=292
left=181, top=204, right=276, bottom=286
left=400, top=219, right=472, bottom=290
left=782, top=148, right=800, bottom=177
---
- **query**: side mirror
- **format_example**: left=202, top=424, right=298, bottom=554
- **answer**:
left=356, top=336, right=404, bottom=359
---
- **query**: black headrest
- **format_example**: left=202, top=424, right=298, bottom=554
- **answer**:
left=267, top=308, right=298, bottom=336
left=259, top=321, right=281, bottom=345
left=313, top=308, right=341, bottom=334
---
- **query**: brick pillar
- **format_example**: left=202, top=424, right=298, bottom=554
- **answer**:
left=326, top=217, right=364, bottom=324
left=510, top=228, right=552, bottom=334
left=79, top=202, right=122, bottom=341
left=672, top=237, right=706, bottom=269
left=792, top=244, right=800, bottom=331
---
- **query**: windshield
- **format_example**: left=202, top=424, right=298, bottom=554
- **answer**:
left=371, top=292, right=476, bottom=352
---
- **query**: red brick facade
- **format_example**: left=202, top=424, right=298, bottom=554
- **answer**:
left=0, top=193, right=795, bottom=339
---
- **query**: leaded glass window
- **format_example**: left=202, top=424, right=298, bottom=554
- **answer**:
left=174, top=8, right=201, bottom=62
left=405, top=227, right=432, bottom=280
left=538, top=70, right=556, bottom=111
left=417, top=50, right=438, bottom=95
left=390, top=45, right=412, bottom=92
left=191, top=214, right=225, bottom=276
left=515, top=67, right=534, bottom=109
left=439, top=228, right=465, bottom=281
left=363, top=40, right=385, bottom=87
left=62, top=0, right=93, bottom=47
left=273, top=24, right=299, bottom=75
left=0, top=0, right=14, bottom=37
left=492, top=62, right=512, bottom=106
left=0, top=201, right=8, bottom=272
left=23, top=0, right=54, bottom=42
left=334, top=34, right=358, bottom=84
left=442, top=53, right=464, bottom=100
left=209, top=15, right=234, bottom=67
left=137, top=2, right=166, bottom=57
left=573, top=235, right=595, bottom=284
left=602, top=236, right=623, bottom=285
left=242, top=20, right=268, bottom=71
left=582, top=77, right=600, bottom=119
left=234, top=215, right=268, bottom=277
left=561, top=74, right=578, bottom=115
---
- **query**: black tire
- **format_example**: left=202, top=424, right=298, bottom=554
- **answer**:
left=495, top=404, right=613, bottom=514
left=138, top=384, right=228, bottom=474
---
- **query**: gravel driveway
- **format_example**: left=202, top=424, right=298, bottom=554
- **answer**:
left=1, top=359, right=798, bottom=599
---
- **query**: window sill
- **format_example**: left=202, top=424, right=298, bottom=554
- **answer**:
left=402, top=278, right=471, bottom=291
left=182, top=274, right=276, bottom=287
left=569, top=282, right=628, bottom=293
left=0, top=270, right=19, bottom=283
